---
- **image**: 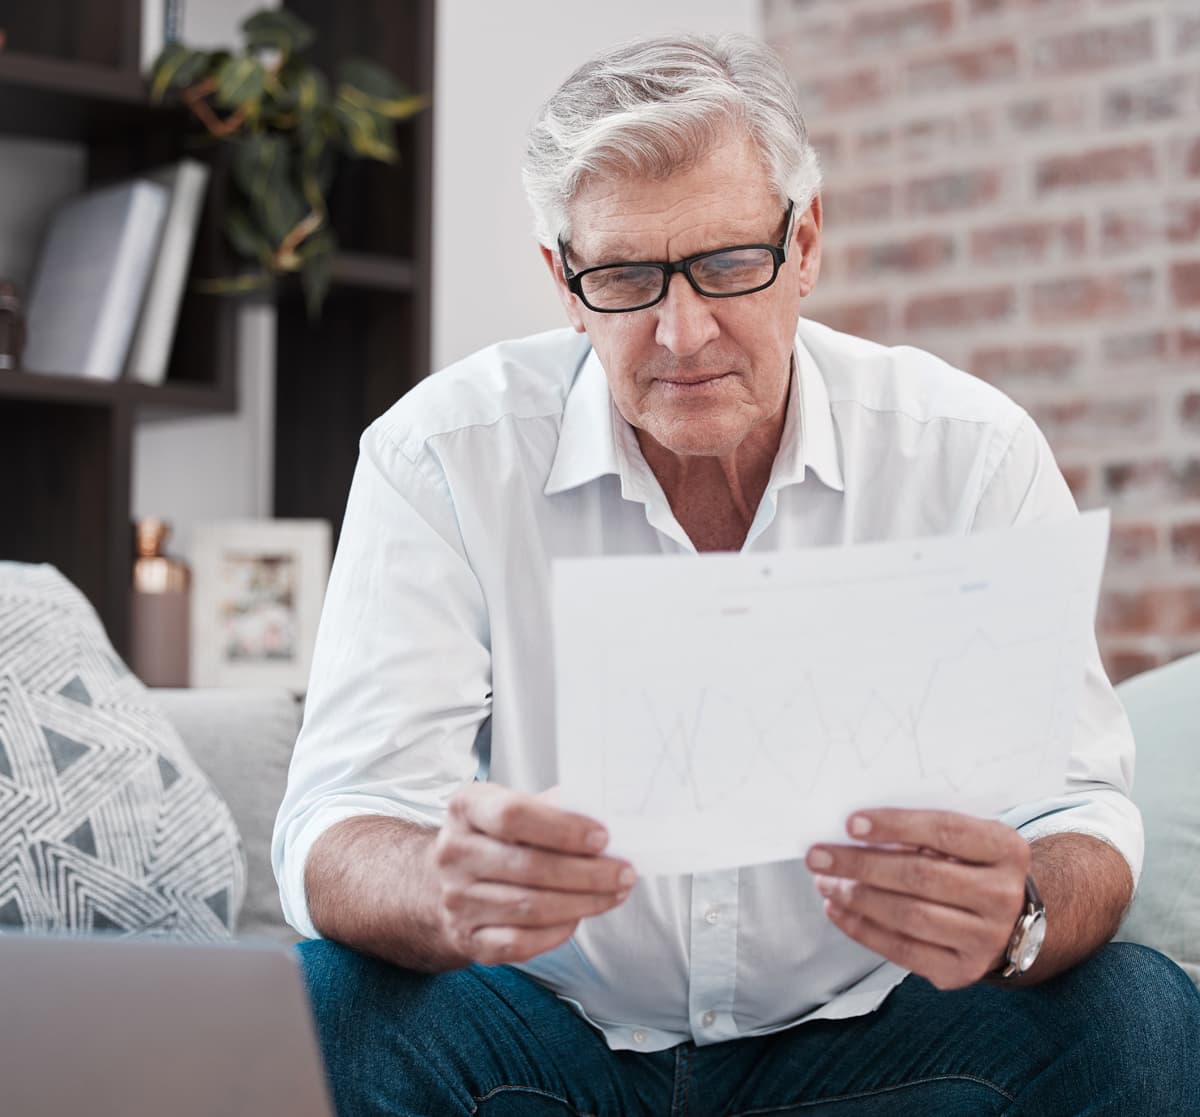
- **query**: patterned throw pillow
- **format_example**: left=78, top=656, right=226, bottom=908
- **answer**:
left=0, top=563, right=245, bottom=937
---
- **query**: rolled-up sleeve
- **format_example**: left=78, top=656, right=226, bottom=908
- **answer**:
left=972, top=413, right=1143, bottom=886
left=271, top=421, right=492, bottom=939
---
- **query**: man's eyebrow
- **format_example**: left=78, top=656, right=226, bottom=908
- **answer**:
left=570, top=240, right=655, bottom=267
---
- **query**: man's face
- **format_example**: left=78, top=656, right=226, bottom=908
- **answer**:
left=544, top=133, right=822, bottom=462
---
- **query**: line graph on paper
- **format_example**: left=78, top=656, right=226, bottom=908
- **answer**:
left=553, top=511, right=1111, bottom=875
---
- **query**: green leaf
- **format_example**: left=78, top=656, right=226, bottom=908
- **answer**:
left=241, top=9, right=316, bottom=55
left=231, top=135, right=308, bottom=248
left=332, top=98, right=398, bottom=163
left=298, top=230, right=336, bottom=319
left=338, top=58, right=427, bottom=119
left=148, top=44, right=211, bottom=100
left=213, top=55, right=267, bottom=109
left=223, top=206, right=275, bottom=267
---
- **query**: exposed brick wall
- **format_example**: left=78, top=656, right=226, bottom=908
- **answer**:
left=766, top=0, right=1200, bottom=681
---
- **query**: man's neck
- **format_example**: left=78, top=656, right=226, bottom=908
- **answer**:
left=637, top=397, right=789, bottom=553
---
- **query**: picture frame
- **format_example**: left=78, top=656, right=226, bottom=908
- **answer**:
left=190, top=519, right=331, bottom=691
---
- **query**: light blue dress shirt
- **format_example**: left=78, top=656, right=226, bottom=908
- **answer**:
left=273, top=318, right=1142, bottom=1052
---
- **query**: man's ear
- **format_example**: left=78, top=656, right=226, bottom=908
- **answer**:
left=541, top=244, right=587, bottom=333
left=792, top=194, right=822, bottom=298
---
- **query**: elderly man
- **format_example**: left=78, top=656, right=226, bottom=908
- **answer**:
left=274, top=33, right=1199, bottom=1116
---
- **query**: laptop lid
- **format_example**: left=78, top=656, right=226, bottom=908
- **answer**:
left=0, top=935, right=335, bottom=1117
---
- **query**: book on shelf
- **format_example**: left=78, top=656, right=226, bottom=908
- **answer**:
left=124, top=159, right=211, bottom=386
left=22, top=179, right=170, bottom=381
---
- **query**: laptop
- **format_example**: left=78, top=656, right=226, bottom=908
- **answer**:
left=0, top=934, right=335, bottom=1117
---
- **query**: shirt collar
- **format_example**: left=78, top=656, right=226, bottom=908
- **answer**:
left=543, top=329, right=845, bottom=498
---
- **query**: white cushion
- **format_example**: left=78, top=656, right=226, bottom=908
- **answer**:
left=0, top=563, right=246, bottom=937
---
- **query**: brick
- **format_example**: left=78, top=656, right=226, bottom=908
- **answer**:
left=1098, top=588, right=1200, bottom=638
left=1174, top=13, right=1200, bottom=57
left=844, top=234, right=956, bottom=279
left=1182, top=135, right=1200, bottom=180
left=1030, top=270, right=1154, bottom=323
left=811, top=300, right=892, bottom=339
left=849, top=1, right=955, bottom=52
left=1172, top=522, right=1200, bottom=563
left=902, top=109, right=997, bottom=161
left=1168, top=199, right=1200, bottom=244
left=1103, top=647, right=1164, bottom=683
left=1102, top=459, right=1200, bottom=506
left=765, top=23, right=843, bottom=65
left=907, top=42, right=1018, bottom=94
left=1102, top=330, right=1169, bottom=366
left=1099, top=199, right=1200, bottom=254
left=1183, top=393, right=1200, bottom=435
left=1171, top=261, right=1200, bottom=308
left=1059, top=463, right=1092, bottom=502
left=808, top=132, right=842, bottom=167
left=856, top=126, right=893, bottom=163
left=970, top=217, right=1087, bottom=267
left=1032, top=20, right=1155, bottom=76
left=1110, top=522, right=1160, bottom=565
left=822, top=182, right=893, bottom=225
left=1102, top=74, right=1189, bottom=127
left=1008, top=93, right=1089, bottom=135
left=796, top=69, right=886, bottom=114
left=1035, top=143, right=1156, bottom=194
left=1178, top=329, right=1200, bottom=359
left=1030, top=395, right=1160, bottom=447
left=970, top=343, right=1079, bottom=381
left=969, top=0, right=1085, bottom=16
left=906, top=168, right=1003, bottom=215
left=904, top=287, right=1015, bottom=330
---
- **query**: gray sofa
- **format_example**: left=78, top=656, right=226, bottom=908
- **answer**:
left=156, top=655, right=1200, bottom=990
left=154, top=687, right=303, bottom=944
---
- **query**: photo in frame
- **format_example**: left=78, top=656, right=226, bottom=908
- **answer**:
left=190, top=519, right=331, bottom=691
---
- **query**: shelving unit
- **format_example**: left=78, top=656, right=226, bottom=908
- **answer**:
left=0, top=1, right=434, bottom=658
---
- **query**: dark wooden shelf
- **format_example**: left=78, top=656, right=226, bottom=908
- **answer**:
left=0, top=49, right=177, bottom=142
left=0, top=368, right=236, bottom=412
left=332, top=252, right=416, bottom=292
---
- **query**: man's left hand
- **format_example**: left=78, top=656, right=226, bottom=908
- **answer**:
left=806, top=809, right=1030, bottom=990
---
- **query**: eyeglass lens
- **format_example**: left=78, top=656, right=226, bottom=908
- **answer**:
left=580, top=247, right=777, bottom=310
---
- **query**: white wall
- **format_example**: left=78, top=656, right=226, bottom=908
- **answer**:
left=131, top=0, right=279, bottom=556
left=430, top=0, right=762, bottom=371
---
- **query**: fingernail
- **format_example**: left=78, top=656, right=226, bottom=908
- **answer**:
left=619, top=867, right=637, bottom=888
left=849, top=815, right=872, bottom=837
left=587, top=829, right=608, bottom=851
left=813, top=874, right=835, bottom=896
left=808, top=848, right=833, bottom=870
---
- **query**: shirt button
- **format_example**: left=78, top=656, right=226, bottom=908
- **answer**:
left=701, top=1010, right=716, bottom=1028
left=633, top=1029, right=647, bottom=1044
left=704, top=906, right=720, bottom=925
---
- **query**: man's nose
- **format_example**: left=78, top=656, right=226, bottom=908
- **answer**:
left=653, top=272, right=720, bottom=357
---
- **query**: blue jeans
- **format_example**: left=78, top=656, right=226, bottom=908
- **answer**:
left=298, top=940, right=1200, bottom=1115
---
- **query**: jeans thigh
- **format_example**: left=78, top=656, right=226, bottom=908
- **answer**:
left=298, top=939, right=674, bottom=1117
left=695, top=943, right=1200, bottom=1117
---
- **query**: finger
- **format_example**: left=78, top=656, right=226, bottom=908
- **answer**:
left=844, top=809, right=1024, bottom=865
left=807, top=843, right=981, bottom=909
left=813, top=874, right=992, bottom=955
left=467, top=920, right=580, bottom=966
left=451, top=783, right=609, bottom=855
left=437, top=827, right=636, bottom=895
left=821, top=899, right=975, bottom=990
left=445, top=880, right=630, bottom=929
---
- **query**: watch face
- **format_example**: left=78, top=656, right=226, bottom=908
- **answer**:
left=1018, top=913, right=1048, bottom=972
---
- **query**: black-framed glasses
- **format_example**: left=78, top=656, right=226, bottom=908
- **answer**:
left=558, top=200, right=795, bottom=314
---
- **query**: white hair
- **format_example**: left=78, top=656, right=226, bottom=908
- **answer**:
left=522, top=33, right=822, bottom=249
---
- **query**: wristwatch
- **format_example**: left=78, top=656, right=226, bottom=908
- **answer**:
left=995, top=874, right=1047, bottom=979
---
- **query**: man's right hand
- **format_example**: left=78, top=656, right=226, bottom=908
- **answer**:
left=432, top=782, right=636, bottom=966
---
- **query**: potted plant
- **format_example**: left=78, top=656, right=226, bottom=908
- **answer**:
left=148, top=8, right=426, bottom=317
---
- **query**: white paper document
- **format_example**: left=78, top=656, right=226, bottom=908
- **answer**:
left=553, top=511, right=1110, bottom=875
